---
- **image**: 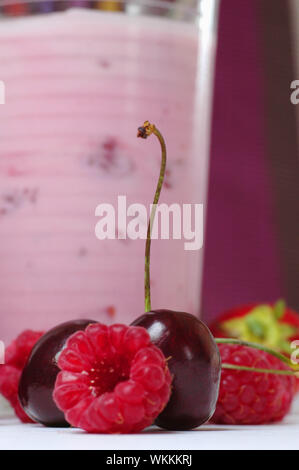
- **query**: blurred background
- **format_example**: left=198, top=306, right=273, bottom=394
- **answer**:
left=201, top=0, right=299, bottom=323
left=0, top=0, right=298, bottom=325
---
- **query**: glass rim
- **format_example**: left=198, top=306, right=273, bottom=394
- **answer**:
left=0, top=0, right=220, bottom=32
left=0, top=0, right=196, bottom=8
left=0, top=0, right=218, bottom=17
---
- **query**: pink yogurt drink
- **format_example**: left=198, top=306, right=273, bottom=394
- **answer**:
left=0, top=5, right=218, bottom=343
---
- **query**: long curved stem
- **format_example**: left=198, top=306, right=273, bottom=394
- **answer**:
left=222, top=363, right=297, bottom=377
left=136, top=122, right=298, bottom=378
left=137, top=121, right=167, bottom=312
left=215, top=337, right=294, bottom=367
left=216, top=337, right=299, bottom=376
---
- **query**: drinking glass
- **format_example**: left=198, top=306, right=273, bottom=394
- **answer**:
left=0, top=0, right=220, bottom=344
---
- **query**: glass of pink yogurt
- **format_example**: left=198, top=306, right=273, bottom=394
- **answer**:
left=0, top=0, right=220, bottom=343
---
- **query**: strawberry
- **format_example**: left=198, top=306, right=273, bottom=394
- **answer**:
left=209, top=300, right=299, bottom=357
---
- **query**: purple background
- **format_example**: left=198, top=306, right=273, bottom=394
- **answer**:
left=201, top=0, right=298, bottom=323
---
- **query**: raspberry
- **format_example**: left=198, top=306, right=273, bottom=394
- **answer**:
left=5, top=330, right=44, bottom=369
left=0, top=366, right=30, bottom=422
left=53, top=323, right=172, bottom=433
left=211, top=344, right=296, bottom=425
left=0, top=330, right=44, bottom=423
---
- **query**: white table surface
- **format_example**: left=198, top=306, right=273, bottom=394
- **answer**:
left=0, top=395, right=299, bottom=450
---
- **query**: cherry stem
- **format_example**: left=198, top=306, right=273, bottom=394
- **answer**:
left=136, top=123, right=297, bottom=377
left=216, top=337, right=299, bottom=376
left=222, top=363, right=297, bottom=377
left=137, top=121, right=167, bottom=312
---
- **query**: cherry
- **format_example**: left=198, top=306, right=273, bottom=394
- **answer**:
left=130, top=122, right=221, bottom=429
left=131, top=309, right=221, bottom=430
left=18, top=319, right=96, bottom=427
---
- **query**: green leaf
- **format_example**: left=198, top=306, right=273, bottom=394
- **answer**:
left=245, top=317, right=265, bottom=338
left=273, top=299, right=286, bottom=320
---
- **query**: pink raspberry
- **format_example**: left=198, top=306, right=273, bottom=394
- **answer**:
left=53, top=323, right=172, bottom=433
left=5, top=330, right=44, bottom=369
left=0, top=330, right=44, bottom=422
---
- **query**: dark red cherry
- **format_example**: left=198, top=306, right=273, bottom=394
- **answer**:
left=131, top=310, right=221, bottom=430
left=18, top=319, right=96, bottom=427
